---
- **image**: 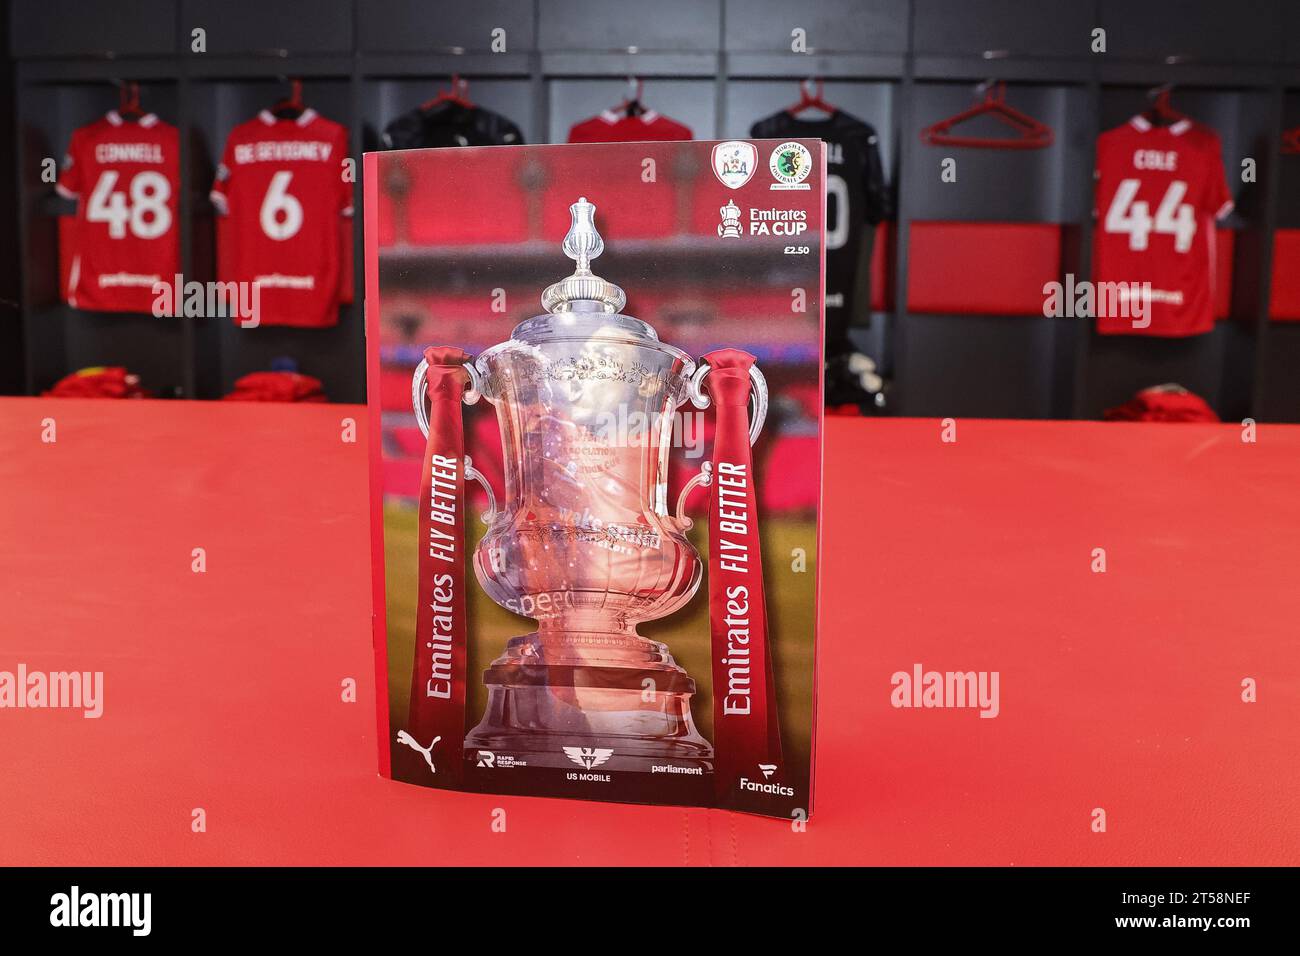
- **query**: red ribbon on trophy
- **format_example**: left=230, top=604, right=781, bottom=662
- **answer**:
left=404, top=346, right=471, bottom=786
left=702, top=348, right=782, bottom=800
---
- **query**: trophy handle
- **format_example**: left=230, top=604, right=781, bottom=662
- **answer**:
left=687, top=361, right=768, bottom=444
left=412, top=355, right=498, bottom=524
left=675, top=361, right=768, bottom=531
left=463, top=455, right=497, bottom=524
left=674, top=461, right=713, bottom=531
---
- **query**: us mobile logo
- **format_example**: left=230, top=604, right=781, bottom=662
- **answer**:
left=563, top=746, right=614, bottom=770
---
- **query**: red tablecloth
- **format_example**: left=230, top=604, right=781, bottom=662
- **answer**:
left=1, top=399, right=1295, bottom=865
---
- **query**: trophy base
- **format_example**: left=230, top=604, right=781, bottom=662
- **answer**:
left=464, top=628, right=714, bottom=784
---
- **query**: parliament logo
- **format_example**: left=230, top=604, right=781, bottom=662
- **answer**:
left=711, top=140, right=757, bottom=189
left=769, top=141, right=812, bottom=190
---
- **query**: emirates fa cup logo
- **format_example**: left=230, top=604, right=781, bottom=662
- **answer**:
left=718, top=200, right=743, bottom=239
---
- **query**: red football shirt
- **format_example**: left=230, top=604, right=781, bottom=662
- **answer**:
left=56, top=111, right=180, bottom=314
left=567, top=109, right=692, bottom=143
left=211, top=109, right=353, bottom=328
left=1093, top=115, right=1234, bottom=337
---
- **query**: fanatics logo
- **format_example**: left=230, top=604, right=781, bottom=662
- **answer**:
left=711, top=140, right=757, bottom=189
left=563, top=746, right=614, bottom=770
left=759, top=763, right=777, bottom=779
left=739, top=775, right=796, bottom=797
left=718, top=199, right=743, bottom=238
left=768, top=142, right=813, bottom=190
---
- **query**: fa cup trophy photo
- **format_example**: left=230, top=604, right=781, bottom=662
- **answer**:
left=366, top=139, right=823, bottom=817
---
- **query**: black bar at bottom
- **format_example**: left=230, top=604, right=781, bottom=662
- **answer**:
left=0, top=867, right=1291, bottom=941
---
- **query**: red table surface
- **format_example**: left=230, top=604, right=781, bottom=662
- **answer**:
left=1, top=398, right=1295, bottom=866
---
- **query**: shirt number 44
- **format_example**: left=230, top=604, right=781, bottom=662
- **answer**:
left=1104, top=178, right=1196, bottom=253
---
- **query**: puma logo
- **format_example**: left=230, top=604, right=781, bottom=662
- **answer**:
left=396, top=730, right=441, bottom=773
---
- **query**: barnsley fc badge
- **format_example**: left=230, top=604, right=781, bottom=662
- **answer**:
left=711, top=140, right=757, bottom=189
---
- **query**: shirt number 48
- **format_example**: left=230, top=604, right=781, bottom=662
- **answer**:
left=1104, top=178, right=1196, bottom=253
left=87, top=170, right=172, bottom=240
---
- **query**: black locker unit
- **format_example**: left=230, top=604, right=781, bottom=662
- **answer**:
left=1258, top=87, right=1300, bottom=423
left=723, top=0, right=905, bottom=377
left=5, top=0, right=1299, bottom=421
left=1079, top=84, right=1274, bottom=423
left=187, top=75, right=360, bottom=402
left=0, top=8, right=18, bottom=395
left=900, top=78, right=1089, bottom=420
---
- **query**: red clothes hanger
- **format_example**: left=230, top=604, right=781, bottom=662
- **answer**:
left=270, top=78, right=305, bottom=119
left=614, top=76, right=646, bottom=118
left=421, top=75, right=473, bottom=110
left=1143, top=84, right=1186, bottom=127
left=117, top=81, right=143, bottom=120
left=785, top=78, right=836, bottom=117
left=920, top=81, right=1054, bottom=150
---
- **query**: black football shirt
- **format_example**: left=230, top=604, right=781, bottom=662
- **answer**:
left=375, top=101, right=527, bottom=233
left=750, top=109, right=889, bottom=346
left=379, top=100, right=525, bottom=150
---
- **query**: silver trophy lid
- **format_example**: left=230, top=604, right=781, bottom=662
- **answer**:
left=541, top=198, right=627, bottom=314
